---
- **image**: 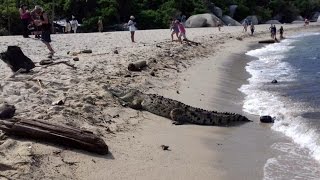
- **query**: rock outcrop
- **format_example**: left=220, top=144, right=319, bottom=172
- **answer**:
left=264, top=20, right=281, bottom=24
left=229, top=5, right=238, bottom=18
left=242, top=16, right=259, bottom=25
left=185, top=13, right=223, bottom=28
left=222, top=15, right=241, bottom=26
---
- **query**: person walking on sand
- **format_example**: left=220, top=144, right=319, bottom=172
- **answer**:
left=279, top=26, right=284, bottom=39
left=177, top=20, right=187, bottom=44
left=97, top=17, right=103, bottom=32
left=250, top=23, right=255, bottom=36
left=19, top=4, right=31, bottom=38
left=217, top=20, right=222, bottom=31
left=33, top=5, right=54, bottom=56
left=70, top=16, right=79, bottom=33
left=128, top=15, right=137, bottom=42
left=242, top=19, right=248, bottom=32
left=64, top=19, right=71, bottom=33
left=170, top=19, right=179, bottom=41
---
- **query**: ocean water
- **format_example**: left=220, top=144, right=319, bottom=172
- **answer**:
left=240, top=33, right=320, bottom=179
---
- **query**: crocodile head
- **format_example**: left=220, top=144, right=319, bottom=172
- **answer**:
left=104, top=85, right=145, bottom=107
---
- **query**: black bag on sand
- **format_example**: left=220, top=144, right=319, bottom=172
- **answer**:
left=0, top=46, right=35, bottom=72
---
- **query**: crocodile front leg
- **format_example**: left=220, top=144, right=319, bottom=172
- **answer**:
left=170, top=108, right=187, bottom=125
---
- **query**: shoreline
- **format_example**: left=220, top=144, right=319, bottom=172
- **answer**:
left=0, top=23, right=320, bottom=179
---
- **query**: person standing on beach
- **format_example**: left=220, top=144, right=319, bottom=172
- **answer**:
left=177, top=20, right=187, bottom=44
left=242, top=19, right=248, bottom=32
left=19, top=4, right=31, bottom=38
left=217, top=20, right=222, bottom=31
left=97, top=17, right=103, bottom=32
left=33, top=6, right=55, bottom=56
left=250, top=23, right=255, bottom=36
left=70, top=16, right=79, bottom=33
left=170, top=19, right=179, bottom=41
left=128, top=15, right=137, bottom=42
left=64, top=19, right=71, bottom=33
left=279, top=26, right=284, bottom=39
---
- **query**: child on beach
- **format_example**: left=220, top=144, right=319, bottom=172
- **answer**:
left=128, top=15, right=137, bottom=42
left=170, top=19, right=179, bottom=41
left=177, top=20, right=187, bottom=44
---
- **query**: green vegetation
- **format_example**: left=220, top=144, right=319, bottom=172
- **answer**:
left=1, top=0, right=320, bottom=35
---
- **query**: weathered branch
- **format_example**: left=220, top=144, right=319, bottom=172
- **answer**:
left=0, top=118, right=108, bottom=155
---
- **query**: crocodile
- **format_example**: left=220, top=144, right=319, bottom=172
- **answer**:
left=106, top=87, right=250, bottom=126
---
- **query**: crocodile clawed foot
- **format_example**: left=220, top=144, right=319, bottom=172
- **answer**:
left=172, top=121, right=184, bottom=125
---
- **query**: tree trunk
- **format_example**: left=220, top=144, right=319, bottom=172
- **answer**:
left=0, top=46, right=35, bottom=72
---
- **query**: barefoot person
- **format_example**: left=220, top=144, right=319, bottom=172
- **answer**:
left=19, top=4, right=31, bottom=38
left=250, top=23, right=255, bottom=36
left=128, top=16, right=136, bottom=42
left=170, top=19, right=179, bottom=41
left=279, top=26, right=284, bottom=39
left=33, top=6, right=54, bottom=56
left=177, top=20, right=187, bottom=44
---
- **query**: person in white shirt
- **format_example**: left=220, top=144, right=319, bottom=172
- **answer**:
left=70, top=16, right=78, bottom=33
left=128, top=15, right=136, bottom=42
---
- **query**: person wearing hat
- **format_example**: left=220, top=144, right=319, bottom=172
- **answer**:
left=33, top=5, right=55, bottom=56
left=128, top=15, right=136, bottom=42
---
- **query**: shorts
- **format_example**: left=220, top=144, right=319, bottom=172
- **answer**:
left=41, top=30, right=51, bottom=43
left=179, top=33, right=186, bottom=39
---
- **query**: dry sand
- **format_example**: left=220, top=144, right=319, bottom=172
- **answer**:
left=0, top=23, right=319, bottom=179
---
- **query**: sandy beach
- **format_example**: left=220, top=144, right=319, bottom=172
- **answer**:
left=1, top=23, right=320, bottom=179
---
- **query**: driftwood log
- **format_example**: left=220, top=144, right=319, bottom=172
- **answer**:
left=258, top=39, right=279, bottom=44
left=128, top=60, right=147, bottom=71
left=0, top=118, right=108, bottom=155
left=0, top=46, right=35, bottom=72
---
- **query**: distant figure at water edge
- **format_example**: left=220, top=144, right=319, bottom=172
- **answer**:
left=272, top=25, right=277, bottom=40
left=279, top=26, right=284, bottom=39
left=33, top=5, right=55, bottom=56
left=19, top=4, right=31, bottom=38
left=250, top=23, right=255, bottom=36
left=70, top=16, right=79, bottom=33
left=170, top=19, right=179, bottom=41
left=128, top=15, right=137, bottom=42
left=98, top=17, right=103, bottom=32
left=177, top=20, right=187, bottom=44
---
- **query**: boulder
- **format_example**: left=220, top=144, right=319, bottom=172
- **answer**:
left=291, top=20, right=304, bottom=24
left=311, top=12, right=320, bottom=22
left=229, top=5, right=238, bottom=18
left=272, top=14, right=283, bottom=21
left=222, top=15, right=241, bottom=26
left=185, top=13, right=223, bottom=28
left=264, top=20, right=281, bottom=24
left=260, top=116, right=274, bottom=123
left=242, top=16, right=259, bottom=25
left=271, top=79, right=278, bottom=84
left=295, top=16, right=304, bottom=21
left=213, top=6, right=223, bottom=18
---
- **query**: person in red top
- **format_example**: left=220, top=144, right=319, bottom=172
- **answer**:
left=177, top=20, right=187, bottom=44
left=19, top=4, right=31, bottom=38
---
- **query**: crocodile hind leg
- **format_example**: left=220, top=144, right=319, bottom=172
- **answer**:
left=170, top=108, right=187, bottom=125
